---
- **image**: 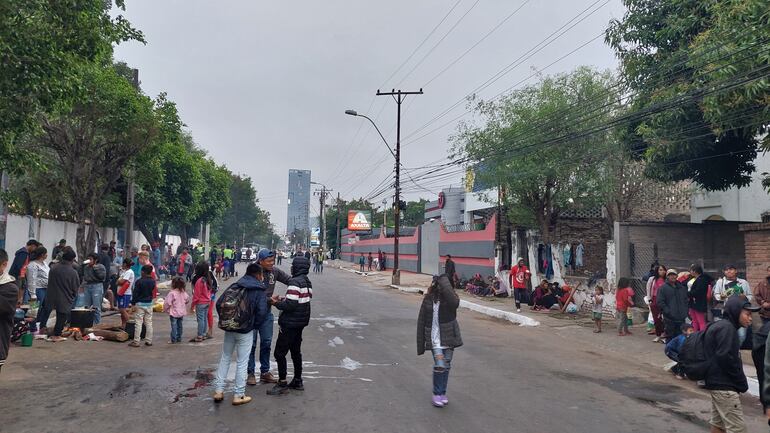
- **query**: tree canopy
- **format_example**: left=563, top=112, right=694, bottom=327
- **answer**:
left=607, top=0, right=770, bottom=190
left=453, top=67, right=623, bottom=241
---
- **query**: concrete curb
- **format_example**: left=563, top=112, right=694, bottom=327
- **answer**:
left=388, top=285, right=540, bottom=327
left=389, top=284, right=424, bottom=294
left=458, top=300, right=540, bottom=327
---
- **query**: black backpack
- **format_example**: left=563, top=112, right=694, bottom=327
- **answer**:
left=215, top=282, right=254, bottom=333
left=679, top=324, right=713, bottom=380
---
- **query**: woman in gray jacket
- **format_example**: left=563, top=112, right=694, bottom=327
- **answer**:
left=417, top=274, right=462, bottom=408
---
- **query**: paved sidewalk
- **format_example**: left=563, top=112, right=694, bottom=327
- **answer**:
left=328, top=259, right=762, bottom=397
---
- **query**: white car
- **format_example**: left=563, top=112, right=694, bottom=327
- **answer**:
left=240, top=247, right=257, bottom=261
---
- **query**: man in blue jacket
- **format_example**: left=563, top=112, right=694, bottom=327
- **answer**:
left=246, top=249, right=290, bottom=386
left=9, top=239, right=39, bottom=303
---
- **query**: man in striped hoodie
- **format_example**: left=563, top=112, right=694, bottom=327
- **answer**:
left=267, top=256, right=312, bottom=395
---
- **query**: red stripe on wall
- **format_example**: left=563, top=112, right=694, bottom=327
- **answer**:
left=441, top=256, right=494, bottom=267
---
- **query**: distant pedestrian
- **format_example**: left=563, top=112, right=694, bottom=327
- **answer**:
left=615, top=277, right=634, bottom=337
left=82, top=252, right=107, bottom=325
left=46, top=248, right=80, bottom=342
left=752, top=265, right=770, bottom=324
left=444, top=255, right=456, bottom=288
left=510, top=258, right=531, bottom=313
left=705, top=296, right=757, bottom=433
left=367, top=253, right=373, bottom=271
left=192, top=265, right=213, bottom=343
left=128, top=265, right=155, bottom=347
left=317, top=253, right=324, bottom=274
left=304, top=250, right=310, bottom=260
left=194, top=261, right=216, bottom=340
left=687, top=264, right=712, bottom=332
left=276, top=251, right=283, bottom=265
left=712, top=264, right=752, bottom=319
left=657, top=269, right=688, bottom=341
left=646, top=264, right=667, bottom=341
left=116, top=258, right=135, bottom=329
left=359, top=254, right=365, bottom=272
left=0, top=249, right=20, bottom=372
left=592, top=286, right=604, bottom=333
left=164, top=277, right=189, bottom=344
left=10, top=239, right=39, bottom=303
left=50, top=239, right=66, bottom=263
left=26, top=247, right=49, bottom=333
left=417, top=274, right=462, bottom=408
left=267, top=256, right=312, bottom=395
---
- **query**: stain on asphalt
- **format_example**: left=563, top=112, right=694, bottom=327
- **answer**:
left=551, top=370, right=707, bottom=428
left=110, top=371, right=145, bottom=398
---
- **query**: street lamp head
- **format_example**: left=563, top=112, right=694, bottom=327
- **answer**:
left=344, top=109, right=358, bottom=116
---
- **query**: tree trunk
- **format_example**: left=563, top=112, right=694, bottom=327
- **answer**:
left=76, top=223, right=87, bottom=260
left=161, top=224, right=169, bottom=247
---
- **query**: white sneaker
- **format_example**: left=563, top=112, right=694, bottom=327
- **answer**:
left=652, top=337, right=661, bottom=343
left=516, top=308, right=521, bottom=313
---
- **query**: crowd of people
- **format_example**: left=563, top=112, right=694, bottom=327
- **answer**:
left=0, top=238, right=313, bottom=407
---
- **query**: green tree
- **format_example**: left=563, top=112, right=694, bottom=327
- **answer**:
left=402, top=199, right=428, bottom=227
left=607, top=0, right=770, bottom=190
left=453, top=67, right=620, bottom=242
left=212, top=175, right=276, bottom=247
left=33, top=63, right=156, bottom=257
left=0, top=0, right=143, bottom=172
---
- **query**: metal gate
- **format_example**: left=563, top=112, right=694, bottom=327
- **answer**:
left=420, top=220, right=440, bottom=275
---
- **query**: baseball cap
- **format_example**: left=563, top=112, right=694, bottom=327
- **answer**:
left=723, top=263, right=737, bottom=270
left=725, top=295, right=760, bottom=312
left=257, top=248, right=275, bottom=262
left=666, top=269, right=677, bottom=276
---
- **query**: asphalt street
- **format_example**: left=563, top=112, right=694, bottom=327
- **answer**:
left=1, top=261, right=767, bottom=433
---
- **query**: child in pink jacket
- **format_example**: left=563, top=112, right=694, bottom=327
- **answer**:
left=164, top=277, right=189, bottom=343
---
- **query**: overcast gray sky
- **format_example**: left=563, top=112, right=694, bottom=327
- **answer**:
left=113, top=0, right=625, bottom=234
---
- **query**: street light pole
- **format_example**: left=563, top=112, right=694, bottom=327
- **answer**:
left=346, top=89, right=422, bottom=285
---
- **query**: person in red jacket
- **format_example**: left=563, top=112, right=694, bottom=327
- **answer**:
left=510, top=258, right=531, bottom=312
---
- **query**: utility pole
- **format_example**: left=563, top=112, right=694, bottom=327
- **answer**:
left=376, top=88, right=423, bottom=285
left=125, top=68, right=139, bottom=252
left=335, top=193, right=341, bottom=259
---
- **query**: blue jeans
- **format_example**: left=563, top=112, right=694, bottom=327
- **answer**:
left=170, top=316, right=184, bottom=343
left=35, top=288, right=49, bottom=330
left=248, top=312, right=274, bottom=375
left=432, top=348, right=453, bottom=396
left=215, top=331, right=253, bottom=396
left=84, top=283, right=104, bottom=324
left=196, top=304, right=209, bottom=337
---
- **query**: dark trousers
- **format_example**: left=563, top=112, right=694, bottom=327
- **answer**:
left=752, top=343, right=766, bottom=409
left=0, top=315, right=11, bottom=366
left=513, top=288, right=527, bottom=309
left=53, top=310, right=71, bottom=337
left=665, top=319, right=684, bottom=340
left=274, top=327, right=304, bottom=381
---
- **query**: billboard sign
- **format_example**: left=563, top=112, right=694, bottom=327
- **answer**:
left=347, top=210, right=372, bottom=231
left=310, top=227, right=320, bottom=247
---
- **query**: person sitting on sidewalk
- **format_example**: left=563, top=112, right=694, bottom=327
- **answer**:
left=664, top=323, right=694, bottom=379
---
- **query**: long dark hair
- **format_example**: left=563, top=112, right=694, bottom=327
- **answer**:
left=193, top=261, right=212, bottom=287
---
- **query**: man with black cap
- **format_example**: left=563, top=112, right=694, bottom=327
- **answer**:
left=704, top=295, right=758, bottom=433
left=246, top=248, right=290, bottom=385
left=51, top=239, right=66, bottom=263
left=713, top=264, right=752, bottom=320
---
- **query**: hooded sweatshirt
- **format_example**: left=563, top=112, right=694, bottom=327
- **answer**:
left=274, top=257, right=312, bottom=329
left=704, top=296, right=748, bottom=392
left=657, top=280, right=689, bottom=322
left=229, top=274, right=268, bottom=332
